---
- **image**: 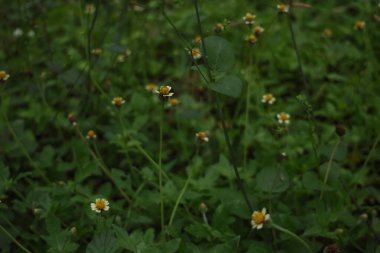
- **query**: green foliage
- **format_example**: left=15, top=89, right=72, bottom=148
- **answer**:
left=0, top=0, right=379, bottom=252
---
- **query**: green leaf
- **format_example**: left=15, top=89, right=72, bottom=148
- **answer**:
left=209, top=75, right=242, bottom=98
left=256, top=167, right=289, bottom=193
left=209, top=236, right=240, bottom=252
left=202, top=36, right=235, bottom=73
left=44, top=231, right=79, bottom=253
left=86, top=231, right=119, bottom=253
left=302, top=171, right=332, bottom=191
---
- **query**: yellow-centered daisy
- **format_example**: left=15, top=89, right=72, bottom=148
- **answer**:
left=251, top=208, right=270, bottom=230
left=243, top=13, right=256, bottom=25
left=112, top=96, right=126, bottom=107
left=277, top=112, right=290, bottom=124
left=277, top=4, right=290, bottom=14
left=190, top=48, right=202, bottom=60
left=155, top=85, right=174, bottom=99
left=253, top=25, right=265, bottom=36
left=196, top=131, right=209, bottom=143
left=86, top=130, right=97, bottom=139
left=354, top=21, right=365, bottom=30
left=0, top=70, right=10, bottom=83
left=90, top=198, right=110, bottom=213
left=261, top=93, right=276, bottom=104
left=146, top=83, right=157, bottom=93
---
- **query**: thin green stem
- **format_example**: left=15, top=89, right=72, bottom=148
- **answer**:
left=168, top=177, right=190, bottom=226
left=320, top=138, right=340, bottom=199
left=243, top=54, right=253, bottom=168
left=116, top=109, right=169, bottom=180
left=286, top=3, right=320, bottom=162
left=158, top=103, right=165, bottom=240
left=74, top=126, right=132, bottom=204
left=286, top=2, right=308, bottom=95
left=362, top=134, right=380, bottom=170
left=270, top=221, right=313, bottom=253
left=0, top=224, right=32, bottom=253
left=192, top=0, right=253, bottom=213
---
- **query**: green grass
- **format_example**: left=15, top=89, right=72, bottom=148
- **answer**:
left=1, top=0, right=380, bottom=252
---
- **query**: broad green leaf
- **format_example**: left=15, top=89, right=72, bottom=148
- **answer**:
left=209, top=236, right=240, bottom=252
left=86, top=231, right=119, bottom=253
left=209, top=75, right=242, bottom=98
left=256, top=167, right=289, bottom=193
left=302, top=171, right=332, bottom=191
left=202, top=36, right=235, bottom=73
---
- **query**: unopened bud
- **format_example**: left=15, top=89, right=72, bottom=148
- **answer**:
left=70, top=227, right=77, bottom=234
left=335, top=124, right=345, bottom=137
left=68, top=113, right=77, bottom=126
left=214, top=23, right=224, bottom=33
left=199, top=202, right=208, bottom=213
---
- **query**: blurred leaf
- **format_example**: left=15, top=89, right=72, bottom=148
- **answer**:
left=209, top=75, right=242, bottom=98
left=256, top=167, right=289, bottom=193
left=86, top=230, right=119, bottom=253
left=202, top=36, right=235, bottom=73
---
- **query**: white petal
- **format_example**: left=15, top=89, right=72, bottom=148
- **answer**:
left=257, top=224, right=263, bottom=229
left=265, top=214, right=270, bottom=220
left=262, top=208, right=266, bottom=215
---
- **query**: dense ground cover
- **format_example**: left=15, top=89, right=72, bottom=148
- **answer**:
left=1, top=0, right=380, bottom=252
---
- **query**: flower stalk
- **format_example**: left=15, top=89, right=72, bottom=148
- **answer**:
left=270, top=221, right=313, bottom=253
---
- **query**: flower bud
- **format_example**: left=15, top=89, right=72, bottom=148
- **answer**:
left=335, top=124, right=345, bottom=137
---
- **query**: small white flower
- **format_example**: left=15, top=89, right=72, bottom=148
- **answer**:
left=251, top=208, right=270, bottom=230
left=90, top=198, right=110, bottom=213
left=13, top=28, right=23, bottom=38
left=190, top=48, right=202, bottom=60
left=117, top=54, right=125, bottom=63
left=277, top=112, right=290, bottom=124
left=112, top=96, right=126, bottom=107
left=243, top=13, right=256, bottom=25
left=155, top=85, right=174, bottom=98
left=261, top=93, right=276, bottom=104
left=277, top=4, right=290, bottom=14
left=27, top=30, right=35, bottom=38
left=196, top=131, right=209, bottom=143
left=0, top=71, right=10, bottom=82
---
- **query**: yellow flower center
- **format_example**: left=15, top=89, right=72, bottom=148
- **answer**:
left=147, top=83, right=156, bottom=92
left=245, top=13, right=255, bottom=22
left=279, top=113, right=289, bottom=121
left=0, top=71, right=7, bottom=80
left=278, top=4, right=288, bottom=13
left=194, top=36, right=202, bottom=44
left=355, top=21, right=365, bottom=29
left=87, top=130, right=96, bottom=138
left=197, top=132, right=207, bottom=140
left=159, top=86, right=171, bottom=95
left=95, top=199, right=106, bottom=210
left=254, top=26, right=263, bottom=34
left=265, top=94, right=273, bottom=101
left=170, top=98, right=179, bottom=106
left=248, top=35, right=257, bottom=44
left=113, top=96, right=123, bottom=106
left=252, top=211, right=265, bottom=224
left=191, top=48, right=201, bottom=57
